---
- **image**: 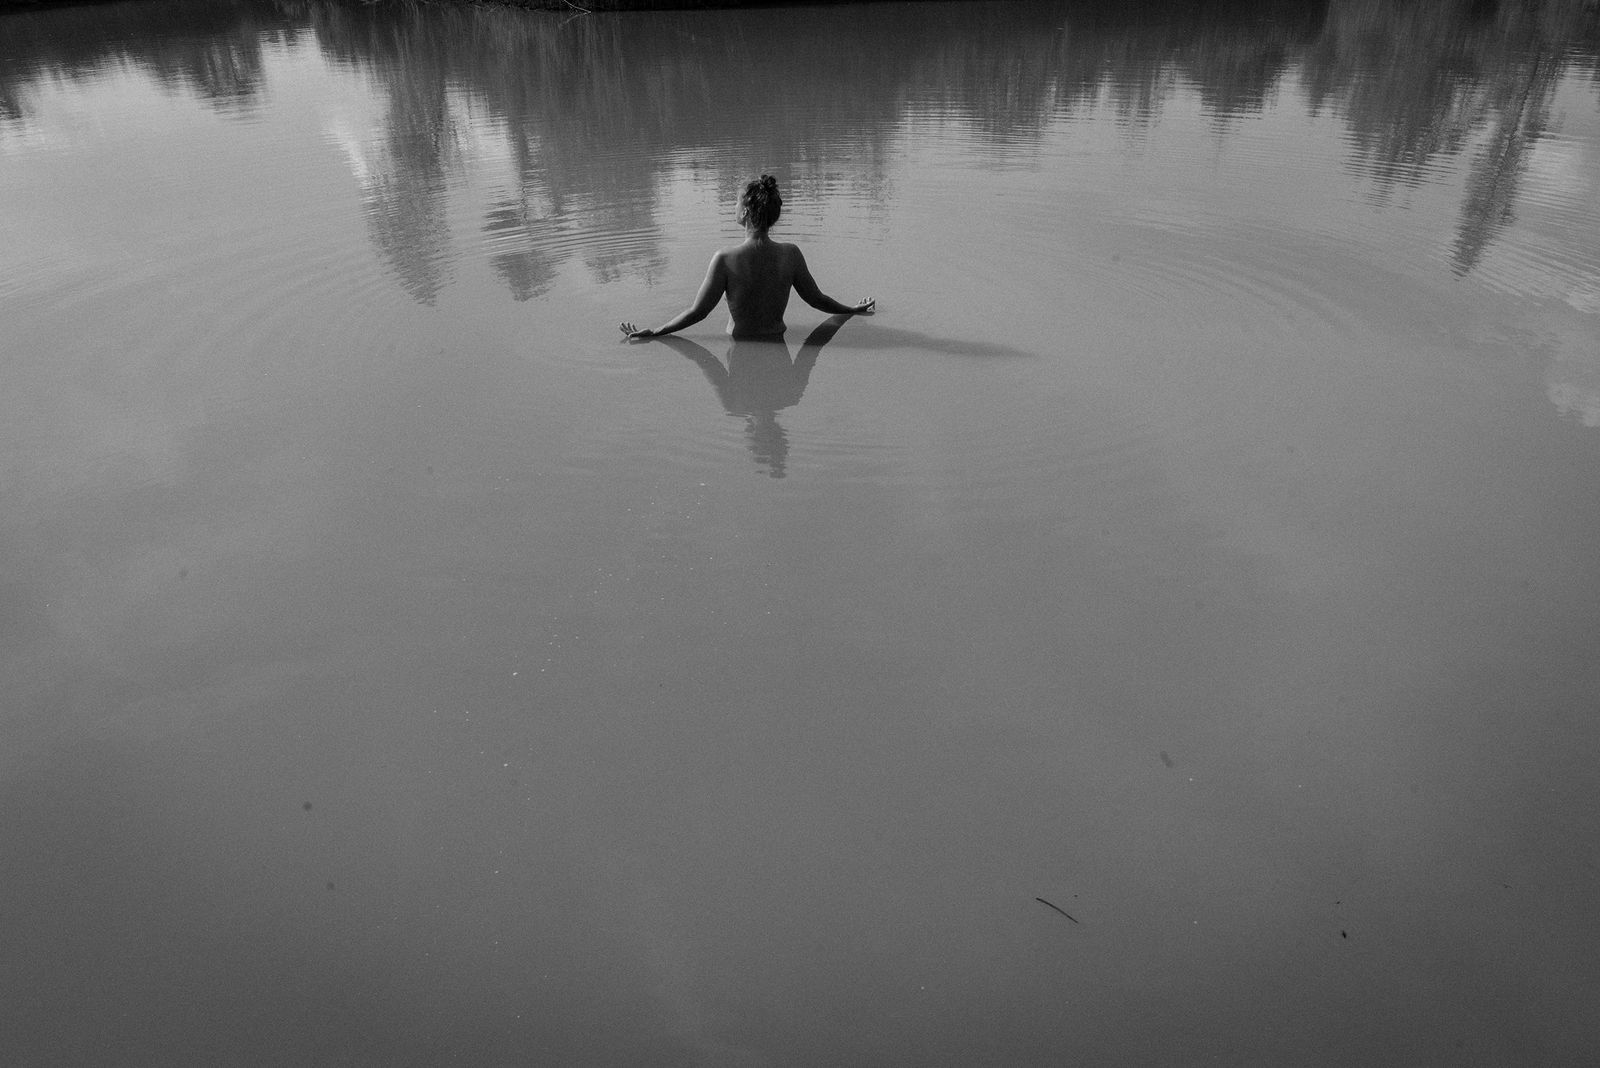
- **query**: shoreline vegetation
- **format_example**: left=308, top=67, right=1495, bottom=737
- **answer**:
left=413, top=0, right=904, bottom=9
left=2, top=0, right=890, bottom=11
left=6, top=0, right=1599, bottom=13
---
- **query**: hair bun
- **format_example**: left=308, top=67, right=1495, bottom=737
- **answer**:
left=739, top=175, right=783, bottom=230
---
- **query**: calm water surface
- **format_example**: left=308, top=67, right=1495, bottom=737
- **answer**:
left=3, top=0, right=1600, bottom=1063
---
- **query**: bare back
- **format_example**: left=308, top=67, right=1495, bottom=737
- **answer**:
left=718, top=237, right=807, bottom=337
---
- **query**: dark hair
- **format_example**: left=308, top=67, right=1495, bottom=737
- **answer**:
left=739, top=174, right=782, bottom=232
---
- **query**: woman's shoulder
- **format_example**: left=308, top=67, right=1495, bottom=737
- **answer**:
left=719, top=240, right=803, bottom=263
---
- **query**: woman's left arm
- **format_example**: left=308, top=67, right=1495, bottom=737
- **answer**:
left=791, top=249, right=874, bottom=316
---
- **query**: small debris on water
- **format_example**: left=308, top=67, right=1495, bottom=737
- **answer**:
left=1160, top=750, right=1174, bottom=768
left=1035, top=897, right=1080, bottom=924
left=303, top=801, right=313, bottom=811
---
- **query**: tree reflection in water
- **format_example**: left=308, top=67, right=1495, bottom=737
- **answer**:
left=0, top=0, right=1595, bottom=299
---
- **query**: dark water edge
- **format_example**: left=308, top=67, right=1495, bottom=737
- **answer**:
left=2, top=0, right=1596, bottom=24
left=437, top=0, right=934, bottom=10
left=0, top=0, right=949, bottom=10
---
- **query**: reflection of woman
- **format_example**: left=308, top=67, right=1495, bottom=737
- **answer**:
left=651, top=316, right=851, bottom=478
left=620, top=174, right=873, bottom=340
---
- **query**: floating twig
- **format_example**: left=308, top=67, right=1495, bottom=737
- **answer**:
left=1036, top=897, right=1080, bottom=924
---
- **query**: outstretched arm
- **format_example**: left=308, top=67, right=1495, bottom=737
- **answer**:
left=792, top=250, right=874, bottom=316
left=621, top=254, right=728, bottom=340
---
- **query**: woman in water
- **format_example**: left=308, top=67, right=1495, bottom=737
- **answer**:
left=620, top=174, right=874, bottom=341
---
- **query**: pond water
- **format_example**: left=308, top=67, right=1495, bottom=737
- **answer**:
left=3, top=0, right=1599, bottom=1063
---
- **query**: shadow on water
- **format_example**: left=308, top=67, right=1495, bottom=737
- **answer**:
left=837, top=325, right=1039, bottom=360
left=3, top=0, right=1595, bottom=300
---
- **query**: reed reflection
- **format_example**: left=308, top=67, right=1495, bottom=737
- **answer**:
left=651, top=316, right=852, bottom=479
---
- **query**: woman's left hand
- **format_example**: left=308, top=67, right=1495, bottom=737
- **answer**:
left=620, top=322, right=655, bottom=340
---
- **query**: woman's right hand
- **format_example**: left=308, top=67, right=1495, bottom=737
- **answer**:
left=852, top=297, right=876, bottom=314
left=620, top=321, right=655, bottom=341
